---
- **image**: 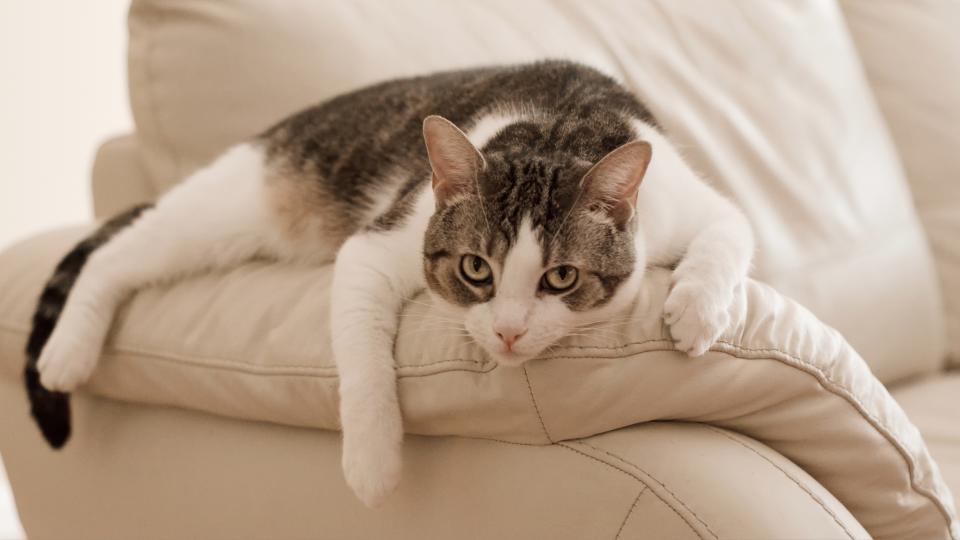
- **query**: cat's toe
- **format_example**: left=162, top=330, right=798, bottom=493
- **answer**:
left=37, top=332, right=98, bottom=392
left=664, top=281, right=731, bottom=357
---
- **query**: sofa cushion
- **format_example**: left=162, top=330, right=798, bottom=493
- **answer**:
left=0, top=227, right=955, bottom=539
left=895, top=374, right=960, bottom=504
left=123, top=0, right=944, bottom=383
left=841, top=0, right=960, bottom=366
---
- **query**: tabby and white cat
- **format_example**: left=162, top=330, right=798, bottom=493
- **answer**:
left=25, top=61, right=754, bottom=507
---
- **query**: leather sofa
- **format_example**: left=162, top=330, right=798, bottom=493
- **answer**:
left=2, top=1, right=959, bottom=538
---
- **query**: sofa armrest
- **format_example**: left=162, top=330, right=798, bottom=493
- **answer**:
left=0, top=374, right=864, bottom=539
left=90, top=134, right=156, bottom=219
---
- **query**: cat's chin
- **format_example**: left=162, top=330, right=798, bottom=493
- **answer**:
left=486, top=349, right=539, bottom=368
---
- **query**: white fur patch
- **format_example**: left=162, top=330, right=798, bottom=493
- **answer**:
left=363, top=166, right=411, bottom=224
left=465, top=109, right=527, bottom=149
left=498, top=217, right=543, bottom=299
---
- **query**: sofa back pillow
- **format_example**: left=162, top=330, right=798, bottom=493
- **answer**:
left=124, top=0, right=944, bottom=382
left=842, top=0, right=960, bottom=366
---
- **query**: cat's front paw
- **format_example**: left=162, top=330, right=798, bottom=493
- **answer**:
left=37, top=325, right=100, bottom=391
left=342, top=430, right=403, bottom=508
left=663, top=279, right=733, bottom=357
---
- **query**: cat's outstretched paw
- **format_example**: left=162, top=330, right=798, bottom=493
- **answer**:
left=341, top=406, right=403, bottom=508
left=342, top=433, right=402, bottom=508
left=37, top=326, right=100, bottom=392
left=664, top=279, right=732, bottom=357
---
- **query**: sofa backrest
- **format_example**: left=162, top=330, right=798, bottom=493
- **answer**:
left=842, top=0, right=960, bottom=368
left=116, top=0, right=945, bottom=383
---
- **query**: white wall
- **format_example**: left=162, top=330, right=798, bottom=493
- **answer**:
left=0, top=2, right=132, bottom=537
left=0, top=0, right=133, bottom=251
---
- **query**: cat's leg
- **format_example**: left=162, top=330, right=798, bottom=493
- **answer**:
left=661, top=197, right=754, bottom=356
left=330, top=199, right=429, bottom=508
left=38, top=143, right=282, bottom=390
left=635, top=127, right=755, bottom=356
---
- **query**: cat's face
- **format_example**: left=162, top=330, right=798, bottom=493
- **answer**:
left=421, top=116, right=651, bottom=366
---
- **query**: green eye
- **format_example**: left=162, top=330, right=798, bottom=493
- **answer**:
left=460, top=254, right=492, bottom=285
left=542, top=265, right=578, bottom=292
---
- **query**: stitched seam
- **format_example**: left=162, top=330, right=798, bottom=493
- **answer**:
left=0, top=323, right=493, bottom=373
left=461, top=436, right=550, bottom=447
left=572, top=441, right=719, bottom=539
left=558, top=443, right=705, bottom=540
left=703, top=426, right=856, bottom=539
left=615, top=489, right=646, bottom=540
left=522, top=366, right=553, bottom=443
left=108, top=350, right=495, bottom=380
left=97, top=350, right=336, bottom=378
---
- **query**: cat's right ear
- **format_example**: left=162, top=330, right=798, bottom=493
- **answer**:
left=423, top=115, right=485, bottom=206
left=578, top=141, right=652, bottom=227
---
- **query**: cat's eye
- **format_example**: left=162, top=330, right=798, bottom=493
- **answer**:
left=542, top=265, right=579, bottom=293
left=460, top=254, right=493, bottom=285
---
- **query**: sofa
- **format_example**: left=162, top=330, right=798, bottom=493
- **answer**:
left=2, top=1, right=960, bottom=538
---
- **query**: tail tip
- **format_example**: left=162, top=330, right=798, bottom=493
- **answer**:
left=38, top=415, right=71, bottom=449
left=31, top=398, right=71, bottom=449
left=25, top=369, right=72, bottom=449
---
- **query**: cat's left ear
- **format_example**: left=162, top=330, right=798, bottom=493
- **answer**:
left=423, top=115, right=485, bottom=206
left=579, top=141, right=652, bottom=227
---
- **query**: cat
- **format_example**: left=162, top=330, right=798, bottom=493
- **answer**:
left=24, top=60, right=754, bottom=507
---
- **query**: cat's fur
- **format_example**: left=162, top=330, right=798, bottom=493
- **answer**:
left=25, top=60, right=754, bottom=507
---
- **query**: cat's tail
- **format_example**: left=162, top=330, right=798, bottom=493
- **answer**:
left=24, top=204, right=153, bottom=448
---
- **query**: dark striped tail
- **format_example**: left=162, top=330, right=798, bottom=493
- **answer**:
left=24, top=204, right=153, bottom=448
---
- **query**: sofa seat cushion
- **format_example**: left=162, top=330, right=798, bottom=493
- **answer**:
left=0, top=226, right=956, bottom=539
left=895, top=374, right=960, bottom=498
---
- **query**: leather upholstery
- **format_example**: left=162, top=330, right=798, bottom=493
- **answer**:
left=842, top=0, right=960, bottom=366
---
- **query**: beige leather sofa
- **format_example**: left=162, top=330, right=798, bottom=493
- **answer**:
left=2, top=1, right=960, bottom=539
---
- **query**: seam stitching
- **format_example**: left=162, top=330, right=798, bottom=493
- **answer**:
left=709, top=341, right=956, bottom=534
left=573, top=440, right=719, bottom=539
left=522, top=366, right=553, bottom=443
left=703, top=426, right=856, bottom=539
left=558, top=443, right=705, bottom=540
left=615, top=488, right=646, bottom=540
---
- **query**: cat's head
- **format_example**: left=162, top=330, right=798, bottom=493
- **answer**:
left=420, top=116, right=652, bottom=366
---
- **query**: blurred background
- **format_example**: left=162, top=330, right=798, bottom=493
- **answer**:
left=0, top=1, right=131, bottom=251
left=0, top=1, right=130, bottom=537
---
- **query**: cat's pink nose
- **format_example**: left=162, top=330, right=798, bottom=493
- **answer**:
left=495, top=326, right=527, bottom=350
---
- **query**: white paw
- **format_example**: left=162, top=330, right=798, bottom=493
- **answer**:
left=663, top=279, right=732, bottom=357
left=37, top=326, right=100, bottom=392
left=342, top=429, right=403, bottom=508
